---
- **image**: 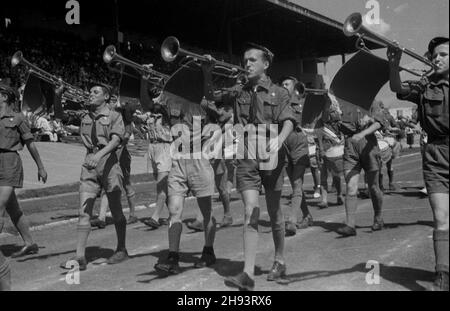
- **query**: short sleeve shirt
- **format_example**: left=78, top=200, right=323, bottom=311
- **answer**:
left=222, top=76, right=296, bottom=128
left=397, top=77, right=449, bottom=138
left=0, top=108, right=34, bottom=151
left=79, top=107, right=125, bottom=150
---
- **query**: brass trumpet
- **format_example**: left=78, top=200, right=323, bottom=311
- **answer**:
left=295, top=82, right=328, bottom=96
left=11, top=51, right=89, bottom=103
left=161, top=36, right=248, bottom=79
left=343, top=12, right=437, bottom=77
left=103, top=45, right=169, bottom=88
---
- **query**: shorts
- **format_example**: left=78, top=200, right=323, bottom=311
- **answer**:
left=0, top=152, right=23, bottom=188
left=320, top=156, right=344, bottom=189
left=147, top=143, right=172, bottom=174
left=236, top=149, right=286, bottom=193
left=284, top=130, right=309, bottom=166
left=423, top=141, right=449, bottom=194
left=119, top=147, right=135, bottom=198
left=344, top=137, right=381, bottom=173
left=391, top=141, right=401, bottom=159
left=80, top=152, right=123, bottom=195
left=168, top=158, right=214, bottom=198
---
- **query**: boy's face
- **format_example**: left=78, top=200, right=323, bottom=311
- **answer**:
left=244, top=49, right=269, bottom=80
left=282, top=79, right=295, bottom=96
left=89, top=86, right=109, bottom=107
left=432, top=43, right=449, bottom=76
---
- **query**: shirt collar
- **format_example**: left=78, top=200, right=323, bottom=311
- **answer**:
left=91, top=106, right=111, bottom=118
left=428, top=76, right=449, bottom=87
left=0, top=106, right=16, bottom=119
left=244, top=75, right=272, bottom=92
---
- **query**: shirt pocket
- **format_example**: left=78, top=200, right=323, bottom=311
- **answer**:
left=80, top=120, right=93, bottom=142
left=1, top=119, right=20, bottom=140
left=263, top=100, right=277, bottom=123
left=423, top=89, right=445, bottom=117
left=237, top=96, right=251, bottom=120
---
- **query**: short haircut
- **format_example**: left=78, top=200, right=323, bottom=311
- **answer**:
left=244, top=42, right=274, bottom=65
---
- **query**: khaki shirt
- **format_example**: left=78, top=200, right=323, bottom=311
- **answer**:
left=79, top=106, right=125, bottom=150
left=0, top=108, right=34, bottom=151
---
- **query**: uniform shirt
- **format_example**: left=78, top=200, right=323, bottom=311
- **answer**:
left=338, top=110, right=390, bottom=145
left=284, top=94, right=308, bottom=160
left=147, top=112, right=172, bottom=143
left=397, top=77, right=449, bottom=140
left=79, top=106, right=125, bottom=150
left=221, top=76, right=296, bottom=128
left=0, top=107, right=34, bottom=151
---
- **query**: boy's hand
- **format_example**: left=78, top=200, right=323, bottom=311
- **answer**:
left=387, top=45, right=402, bottom=67
left=38, top=167, right=48, bottom=183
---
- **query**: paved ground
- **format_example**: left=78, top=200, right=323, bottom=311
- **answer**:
left=1, top=151, right=438, bottom=291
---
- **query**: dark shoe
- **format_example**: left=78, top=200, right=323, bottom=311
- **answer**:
left=154, top=257, right=181, bottom=275
left=337, top=196, right=344, bottom=206
left=427, top=271, right=449, bottom=291
left=143, top=218, right=160, bottom=229
left=11, top=243, right=39, bottom=258
left=194, top=251, right=216, bottom=268
left=336, top=225, right=357, bottom=237
left=267, top=261, right=287, bottom=281
left=219, top=215, right=233, bottom=228
left=60, top=256, right=87, bottom=271
left=359, top=189, right=370, bottom=199
left=296, top=215, right=313, bottom=229
left=127, top=216, right=138, bottom=225
left=187, top=220, right=204, bottom=232
left=91, top=218, right=106, bottom=229
left=317, top=201, right=329, bottom=209
left=285, top=222, right=297, bottom=237
left=372, top=219, right=385, bottom=231
left=107, top=250, right=129, bottom=265
left=225, top=272, right=255, bottom=291
left=158, top=218, right=169, bottom=226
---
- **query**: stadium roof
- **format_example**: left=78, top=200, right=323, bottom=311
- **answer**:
left=113, top=0, right=383, bottom=60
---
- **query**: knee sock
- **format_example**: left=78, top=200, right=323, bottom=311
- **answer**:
left=345, top=194, right=358, bottom=228
left=113, top=215, right=127, bottom=252
left=300, top=194, right=310, bottom=219
left=243, top=207, right=259, bottom=278
left=76, top=224, right=91, bottom=258
left=271, top=219, right=285, bottom=264
left=0, top=218, right=4, bottom=233
left=387, top=170, right=394, bottom=185
left=168, top=222, right=183, bottom=253
left=434, top=230, right=449, bottom=273
left=370, top=186, right=383, bottom=220
left=203, top=217, right=216, bottom=248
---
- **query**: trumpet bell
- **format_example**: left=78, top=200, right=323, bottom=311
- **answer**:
left=343, top=12, right=363, bottom=37
left=11, top=51, right=24, bottom=68
left=103, top=45, right=117, bottom=64
left=161, top=36, right=180, bottom=62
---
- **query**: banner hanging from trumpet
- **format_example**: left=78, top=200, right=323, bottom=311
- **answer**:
left=330, top=51, right=389, bottom=123
left=22, top=72, right=55, bottom=115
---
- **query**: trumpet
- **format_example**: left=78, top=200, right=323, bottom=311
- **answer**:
left=161, top=36, right=248, bottom=79
left=295, top=82, right=328, bottom=96
left=11, top=51, right=89, bottom=103
left=103, top=45, right=169, bottom=88
left=343, top=12, right=437, bottom=77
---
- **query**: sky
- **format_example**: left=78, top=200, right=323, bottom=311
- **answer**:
left=292, top=0, right=449, bottom=107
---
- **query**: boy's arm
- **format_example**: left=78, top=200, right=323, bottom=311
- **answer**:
left=387, top=46, right=411, bottom=95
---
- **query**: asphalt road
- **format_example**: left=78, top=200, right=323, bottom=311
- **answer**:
left=1, top=151, right=437, bottom=291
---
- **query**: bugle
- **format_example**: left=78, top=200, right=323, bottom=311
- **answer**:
left=343, top=12, right=437, bottom=77
left=11, top=51, right=89, bottom=103
left=103, top=45, right=169, bottom=88
left=161, top=36, right=248, bottom=79
left=295, top=82, right=328, bottom=96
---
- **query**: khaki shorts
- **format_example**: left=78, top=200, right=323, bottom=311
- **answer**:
left=423, top=141, right=449, bottom=194
left=344, top=136, right=381, bottom=173
left=80, top=152, right=123, bottom=195
left=168, top=158, right=214, bottom=198
left=0, top=152, right=23, bottom=188
left=147, top=143, right=172, bottom=174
